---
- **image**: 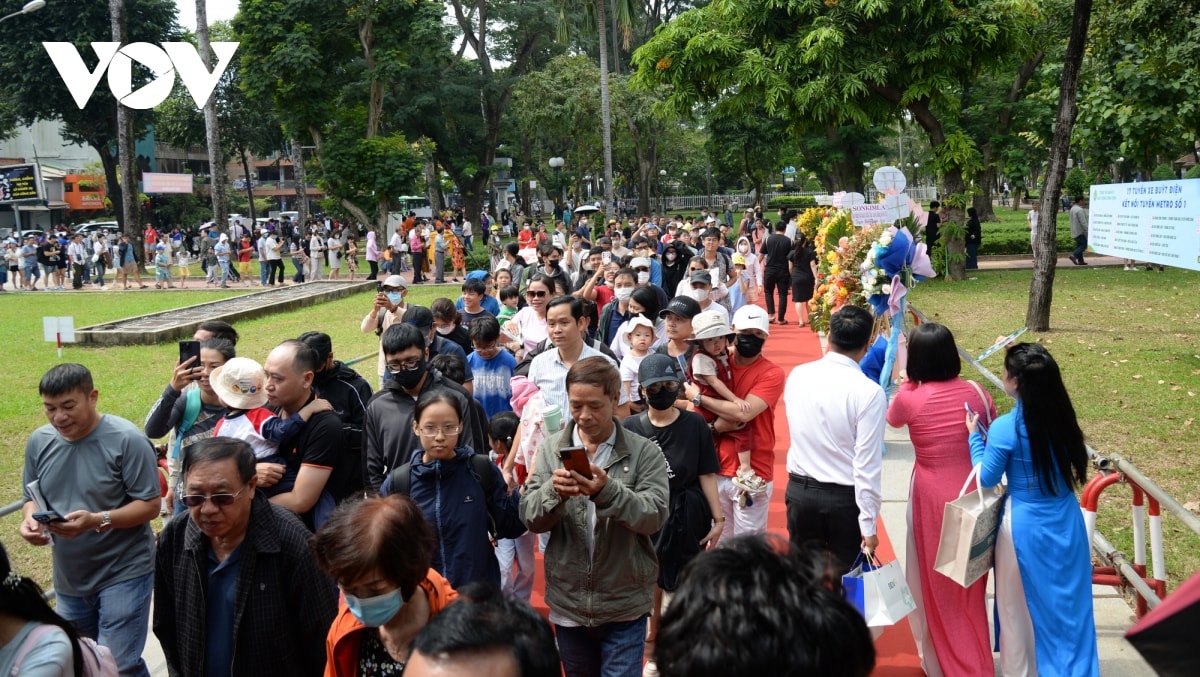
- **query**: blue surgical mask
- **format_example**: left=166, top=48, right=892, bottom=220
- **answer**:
left=343, top=588, right=404, bottom=627
left=386, top=291, right=403, bottom=306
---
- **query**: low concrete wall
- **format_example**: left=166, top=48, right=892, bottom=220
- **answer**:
left=77, top=281, right=376, bottom=346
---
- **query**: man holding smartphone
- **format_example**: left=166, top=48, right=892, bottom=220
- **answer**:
left=521, top=356, right=669, bottom=677
left=20, top=363, right=161, bottom=677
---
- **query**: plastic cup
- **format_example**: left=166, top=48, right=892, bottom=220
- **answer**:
left=543, top=404, right=562, bottom=432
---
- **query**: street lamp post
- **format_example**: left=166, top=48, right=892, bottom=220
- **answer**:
left=659, top=169, right=667, bottom=212
left=548, top=157, right=564, bottom=212
left=0, top=0, right=45, bottom=23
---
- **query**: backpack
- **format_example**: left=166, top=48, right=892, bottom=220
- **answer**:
left=170, top=388, right=204, bottom=461
left=387, top=453, right=497, bottom=536
left=11, top=624, right=119, bottom=677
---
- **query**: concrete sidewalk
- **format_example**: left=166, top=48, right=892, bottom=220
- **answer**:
left=880, top=425, right=1155, bottom=675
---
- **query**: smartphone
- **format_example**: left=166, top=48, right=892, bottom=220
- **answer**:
left=676, top=355, right=690, bottom=383
left=602, top=252, right=612, bottom=265
left=559, top=446, right=594, bottom=480
left=32, top=511, right=66, bottom=524
left=178, top=340, right=201, bottom=367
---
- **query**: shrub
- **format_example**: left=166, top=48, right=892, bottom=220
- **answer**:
left=766, top=195, right=817, bottom=210
left=1151, top=163, right=1176, bottom=181
left=1063, top=167, right=1090, bottom=200
left=1186, top=165, right=1200, bottom=180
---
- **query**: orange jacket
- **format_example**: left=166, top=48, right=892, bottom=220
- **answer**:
left=323, top=569, right=458, bottom=677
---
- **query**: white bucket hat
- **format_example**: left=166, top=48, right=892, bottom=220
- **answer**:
left=209, top=357, right=269, bottom=410
left=687, top=310, right=734, bottom=343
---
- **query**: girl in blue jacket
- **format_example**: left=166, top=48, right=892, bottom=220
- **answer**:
left=380, top=391, right=524, bottom=588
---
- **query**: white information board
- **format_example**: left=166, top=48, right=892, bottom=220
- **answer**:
left=1089, top=179, right=1200, bottom=271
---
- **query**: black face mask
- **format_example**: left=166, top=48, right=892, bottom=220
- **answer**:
left=645, top=385, right=679, bottom=411
left=391, top=360, right=426, bottom=389
left=735, top=334, right=766, bottom=359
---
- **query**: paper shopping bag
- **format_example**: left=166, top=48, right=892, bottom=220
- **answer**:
left=843, top=554, right=916, bottom=626
left=934, top=464, right=1005, bottom=587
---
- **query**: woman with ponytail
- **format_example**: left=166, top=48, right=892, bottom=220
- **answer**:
left=0, top=542, right=80, bottom=676
left=965, top=343, right=1099, bottom=677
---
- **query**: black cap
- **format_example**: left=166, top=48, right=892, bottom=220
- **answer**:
left=403, top=305, right=434, bottom=334
left=658, top=296, right=702, bottom=320
left=689, top=270, right=713, bottom=286
left=639, top=354, right=681, bottom=388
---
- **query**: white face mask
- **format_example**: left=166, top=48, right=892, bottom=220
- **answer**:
left=738, top=244, right=749, bottom=253
left=690, top=287, right=710, bottom=302
left=636, top=271, right=650, bottom=285
left=435, top=325, right=454, bottom=336
left=614, top=287, right=634, bottom=302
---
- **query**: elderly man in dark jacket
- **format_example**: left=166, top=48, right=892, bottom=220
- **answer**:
left=154, top=437, right=337, bottom=677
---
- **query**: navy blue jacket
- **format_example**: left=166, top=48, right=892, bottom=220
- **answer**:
left=381, top=445, right=524, bottom=589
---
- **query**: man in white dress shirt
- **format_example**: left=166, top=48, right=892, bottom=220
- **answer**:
left=782, top=305, right=886, bottom=571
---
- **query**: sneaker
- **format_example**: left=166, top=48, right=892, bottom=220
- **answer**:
left=732, top=469, right=768, bottom=495
left=643, top=660, right=660, bottom=677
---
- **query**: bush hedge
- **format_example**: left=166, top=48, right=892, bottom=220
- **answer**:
left=766, top=195, right=817, bottom=210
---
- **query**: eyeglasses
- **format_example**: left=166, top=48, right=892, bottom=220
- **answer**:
left=473, top=342, right=498, bottom=353
left=417, top=425, right=461, bottom=437
left=178, top=486, right=248, bottom=508
left=644, top=381, right=681, bottom=396
left=526, top=290, right=548, bottom=298
left=386, top=358, right=422, bottom=372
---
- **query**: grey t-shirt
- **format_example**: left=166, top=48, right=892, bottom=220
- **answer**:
left=22, top=415, right=160, bottom=596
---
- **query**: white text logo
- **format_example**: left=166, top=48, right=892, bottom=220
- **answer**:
left=43, top=42, right=239, bottom=110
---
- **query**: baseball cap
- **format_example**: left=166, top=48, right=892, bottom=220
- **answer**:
left=403, top=305, right=434, bottom=334
left=658, top=296, right=702, bottom=320
left=210, top=357, right=269, bottom=410
left=638, top=354, right=682, bottom=388
left=630, top=257, right=651, bottom=270
left=732, top=305, right=771, bottom=336
left=382, top=274, right=408, bottom=289
left=689, top=270, right=712, bottom=287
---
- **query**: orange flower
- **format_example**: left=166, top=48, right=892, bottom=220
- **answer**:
left=656, top=56, right=672, bottom=71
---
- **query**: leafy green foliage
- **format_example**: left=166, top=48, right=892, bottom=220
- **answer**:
left=1151, top=163, right=1177, bottom=181
left=765, top=196, right=817, bottom=210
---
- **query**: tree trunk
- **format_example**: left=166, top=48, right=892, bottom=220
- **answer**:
left=941, top=167, right=968, bottom=281
left=1028, top=0, right=1093, bottom=332
left=240, top=148, right=257, bottom=222
left=596, top=0, right=616, bottom=216
left=111, top=0, right=141, bottom=263
left=97, top=144, right=122, bottom=229
left=973, top=164, right=997, bottom=221
left=425, top=161, right=444, bottom=212
left=197, top=1, right=228, bottom=231
left=290, top=137, right=309, bottom=224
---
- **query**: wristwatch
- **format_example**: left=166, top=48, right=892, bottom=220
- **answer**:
left=95, top=511, right=112, bottom=533
left=692, top=392, right=703, bottom=408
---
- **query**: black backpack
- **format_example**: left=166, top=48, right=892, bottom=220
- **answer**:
left=386, top=453, right=498, bottom=536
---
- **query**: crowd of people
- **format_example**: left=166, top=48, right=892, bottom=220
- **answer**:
left=5, top=204, right=1103, bottom=677
left=0, top=215, right=368, bottom=292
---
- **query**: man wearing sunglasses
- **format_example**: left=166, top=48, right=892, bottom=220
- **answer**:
left=155, top=437, right=338, bottom=676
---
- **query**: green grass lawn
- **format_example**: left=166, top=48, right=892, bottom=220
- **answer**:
left=910, top=265, right=1200, bottom=585
left=0, top=282, right=455, bottom=584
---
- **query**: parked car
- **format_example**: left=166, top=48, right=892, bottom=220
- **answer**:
left=76, top=221, right=120, bottom=237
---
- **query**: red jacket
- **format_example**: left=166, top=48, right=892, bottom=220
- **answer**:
left=323, top=570, right=458, bottom=677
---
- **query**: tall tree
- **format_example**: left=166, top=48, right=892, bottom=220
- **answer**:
left=195, top=0, right=228, bottom=228
left=0, top=0, right=177, bottom=240
left=111, top=0, right=140, bottom=249
left=632, top=0, right=1036, bottom=279
left=1027, top=0, right=1094, bottom=331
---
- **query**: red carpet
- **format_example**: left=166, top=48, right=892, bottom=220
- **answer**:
left=528, top=305, right=922, bottom=675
